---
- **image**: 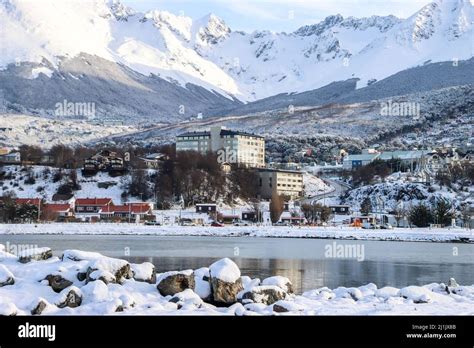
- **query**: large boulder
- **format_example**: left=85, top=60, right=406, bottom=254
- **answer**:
left=18, top=247, right=53, bottom=263
left=85, top=257, right=132, bottom=284
left=239, top=285, right=288, bottom=305
left=56, top=287, right=82, bottom=308
left=262, top=276, right=294, bottom=294
left=86, top=269, right=116, bottom=284
left=31, top=298, right=51, bottom=315
left=0, top=264, right=15, bottom=287
left=131, top=262, right=156, bottom=284
left=45, top=274, right=73, bottom=293
left=209, top=258, right=243, bottom=305
left=157, top=270, right=195, bottom=296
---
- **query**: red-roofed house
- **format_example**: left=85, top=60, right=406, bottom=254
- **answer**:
left=43, top=203, right=75, bottom=221
left=75, top=198, right=113, bottom=213
left=74, top=198, right=113, bottom=222
left=99, top=203, right=154, bottom=222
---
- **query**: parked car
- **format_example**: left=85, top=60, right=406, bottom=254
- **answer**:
left=362, top=222, right=380, bottom=229
left=380, top=223, right=393, bottom=230
left=145, top=221, right=161, bottom=226
left=180, top=218, right=196, bottom=226
left=273, top=221, right=291, bottom=227
left=211, top=221, right=224, bottom=227
left=233, top=219, right=250, bottom=226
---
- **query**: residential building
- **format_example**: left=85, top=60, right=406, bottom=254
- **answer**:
left=75, top=198, right=113, bottom=214
left=258, top=168, right=304, bottom=199
left=99, top=203, right=154, bottom=221
left=328, top=205, right=351, bottom=215
left=0, top=152, right=21, bottom=164
left=343, top=149, right=429, bottom=171
left=139, top=153, right=169, bottom=169
left=43, top=203, right=75, bottom=221
left=82, top=150, right=126, bottom=174
left=195, top=203, right=217, bottom=214
left=176, top=126, right=265, bottom=168
left=343, top=153, right=380, bottom=170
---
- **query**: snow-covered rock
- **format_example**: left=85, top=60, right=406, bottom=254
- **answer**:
left=169, top=289, right=203, bottom=310
left=209, top=258, right=240, bottom=283
left=194, top=267, right=211, bottom=300
left=0, top=264, right=15, bottom=287
left=44, top=274, right=73, bottom=293
left=261, top=276, right=294, bottom=294
left=56, top=286, right=83, bottom=308
left=399, top=286, right=433, bottom=303
left=18, top=247, right=53, bottom=263
left=156, top=270, right=195, bottom=296
left=273, top=300, right=305, bottom=313
left=375, top=286, right=400, bottom=299
left=62, top=249, right=104, bottom=262
left=81, top=280, right=109, bottom=303
left=209, top=258, right=243, bottom=304
left=0, top=302, right=18, bottom=316
left=86, top=257, right=132, bottom=284
left=131, top=262, right=156, bottom=284
left=239, top=285, right=288, bottom=305
left=87, top=270, right=116, bottom=284
left=30, top=298, right=51, bottom=315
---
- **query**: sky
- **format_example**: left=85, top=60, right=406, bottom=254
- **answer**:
left=122, top=0, right=432, bottom=32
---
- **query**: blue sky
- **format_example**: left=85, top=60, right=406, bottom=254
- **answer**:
left=122, top=0, right=431, bottom=32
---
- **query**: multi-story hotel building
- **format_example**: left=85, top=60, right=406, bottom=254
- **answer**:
left=176, top=126, right=265, bottom=168
left=258, top=168, right=304, bottom=199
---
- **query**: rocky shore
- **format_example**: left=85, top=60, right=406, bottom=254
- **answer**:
left=0, top=245, right=473, bottom=315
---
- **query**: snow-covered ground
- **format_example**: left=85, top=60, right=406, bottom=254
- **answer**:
left=302, top=172, right=332, bottom=197
left=0, top=246, right=472, bottom=315
left=0, top=114, right=137, bottom=148
left=1, top=223, right=473, bottom=243
left=0, top=165, right=128, bottom=203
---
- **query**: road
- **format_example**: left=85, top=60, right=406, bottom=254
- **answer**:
left=299, top=177, right=351, bottom=206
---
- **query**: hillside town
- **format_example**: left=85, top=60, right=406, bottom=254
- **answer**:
left=0, top=125, right=472, bottom=230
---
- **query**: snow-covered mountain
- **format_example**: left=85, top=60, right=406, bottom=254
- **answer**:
left=0, top=0, right=472, bottom=102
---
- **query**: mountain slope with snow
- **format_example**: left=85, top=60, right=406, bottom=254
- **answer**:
left=0, top=0, right=472, bottom=103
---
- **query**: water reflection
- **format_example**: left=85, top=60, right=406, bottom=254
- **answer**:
left=125, top=256, right=474, bottom=294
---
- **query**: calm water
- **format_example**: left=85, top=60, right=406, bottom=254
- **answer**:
left=1, top=235, right=472, bottom=293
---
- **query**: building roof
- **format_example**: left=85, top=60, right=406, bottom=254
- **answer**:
left=75, top=198, right=113, bottom=206
left=177, top=131, right=211, bottom=138
left=346, top=153, right=380, bottom=162
left=100, top=205, right=152, bottom=214
left=44, top=204, right=72, bottom=213
left=177, top=129, right=263, bottom=139
left=378, top=150, right=426, bottom=161
left=15, top=198, right=41, bottom=206
left=257, top=168, right=303, bottom=174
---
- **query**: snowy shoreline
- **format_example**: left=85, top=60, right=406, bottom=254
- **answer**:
left=0, top=246, right=473, bottom=316
left=0, top=223, right=473, bottom=243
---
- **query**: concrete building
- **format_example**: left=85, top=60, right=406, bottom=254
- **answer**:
left=343, top=149, right=428, bottom=171
left=258, top=168, right=303, bottom=199
left=176, top=126, right=265, bottom=168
